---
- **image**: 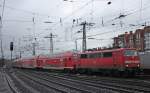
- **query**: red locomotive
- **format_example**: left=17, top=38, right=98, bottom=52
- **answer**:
left=13, top=48, right=140, bottom=75
left=78, top=48, right=140, bottom=75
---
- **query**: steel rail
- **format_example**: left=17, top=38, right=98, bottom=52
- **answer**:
left=17, top=71, right=90, bottom=93
left=22, top=70, right=133, bottom=93
left=29, top=70, right=150, bottom=93
left=1, top=69, right=19, bottom=93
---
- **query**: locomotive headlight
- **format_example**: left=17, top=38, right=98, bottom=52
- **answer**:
left=125, top=61, right=140, bottom=63
left=137, top=64, right=140, bottom=67
left=126, top=65, right=129, bottom=67
left=125, top=61, right=131, bottom=63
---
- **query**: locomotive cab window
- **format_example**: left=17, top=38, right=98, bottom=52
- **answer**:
left=88, top=53, right=97, bottom=58
left=124, top=50, right=138, bottom=56
left=97, top=53, right=102, bottom=58
left=103, top=52, right=112, bottom=57
left=68, top=57, right=71, bottom=61
left=80, top=54, right=87, bottom=58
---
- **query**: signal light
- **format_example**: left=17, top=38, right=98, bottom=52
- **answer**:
left=10, top=42, right=13, bottom=51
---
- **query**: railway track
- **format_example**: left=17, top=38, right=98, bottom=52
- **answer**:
left=39, top=70, right=150, bottom=88
left=23, top=69, right=150, bottom=93
left=60, top=73, right=150, bottom=88
left=4, top=68, right=150, bottom=93
left=5, top=68, right=76, bottom=93
left=14, top=72, right=66, bottom=93
left=9, top=69, right=70, bottom=93
left=5, top=68, right=43, bottom=93
left=16, top=70, right=112, bottom=93
left=0, top=68, right=19, bottom=93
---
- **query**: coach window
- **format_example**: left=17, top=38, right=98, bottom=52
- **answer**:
left=88, top=54, right=93, bottom=58
left=69, top=57, right=71, bottom=61
left=103, top=52, right=112, bottom=57
left=63, top=58, right=67, bottom=62
left=94, top=53, right=98, bottom=58
left=97, top=53, right=102, bottom=58
left=89, top=53, right=97, bottom=58
left=80, top=54, right=87, bottom=58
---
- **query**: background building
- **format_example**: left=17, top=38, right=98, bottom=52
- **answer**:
left=128, top=31, right=134, bottom=48
left=113, top=26, right=150, bottom=52
left=144, top=26, right=150, bottom=51
left=134, top=29, right=145, bottom=51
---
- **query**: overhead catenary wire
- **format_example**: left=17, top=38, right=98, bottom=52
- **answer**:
left=2, top=0, right=150, bottom=55
left=3, top=19, right=32, bottom=23
left=72, top=15, right=150, bottom=37
left=34, top=10, right=150, bottom=47
left=72, top=0, right=150, bottom=38
left=36, top=0, right=96, bottom=37
left=139, top=0, right=143, bottom=25
left=52, top=0, right=94, bottom=26
left=1, top=0, right=149, bottom=25
left=86, top=21, right=150, bottom=38
left=0, top=4, right=50, bottom=17
left=104, top=1, right=150, bottom=24
left=49, top=0, right=108, bottom=28
left=57, top=0, right=150, bottom=36
left=2, top=0, right=149, bottom=35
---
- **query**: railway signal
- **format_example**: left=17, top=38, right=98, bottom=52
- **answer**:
left=10, top=42, right=13, bottom=60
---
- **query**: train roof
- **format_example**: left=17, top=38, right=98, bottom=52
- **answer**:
left=50, top=51, right=77, bottom=58
left=15, top=51, right=78, bottom=61
left=79, top=48, right=137, bottom=54
left=15, top=48, right=137, bottom=60
left=37, top=51, right=78, bottom=58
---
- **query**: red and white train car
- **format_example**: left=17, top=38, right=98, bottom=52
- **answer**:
left=14, top=57, right=37, bottom=68
left=38, top=51, right=77, bottom=70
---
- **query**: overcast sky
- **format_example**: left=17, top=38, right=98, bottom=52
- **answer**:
left=0, top=0, right=150, bottom=58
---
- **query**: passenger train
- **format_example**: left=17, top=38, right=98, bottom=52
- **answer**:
left=13, top=48, right=141, bottom=76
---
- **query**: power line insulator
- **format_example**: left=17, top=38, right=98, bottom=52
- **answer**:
left=73, top=19, right=75, bottom=22
left=112, top=23, right=115, bottom=25
left=107, top=1, right=111, bottom=5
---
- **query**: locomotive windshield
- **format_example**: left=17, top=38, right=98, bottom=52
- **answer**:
left=124, top=50, right=138, bottom=56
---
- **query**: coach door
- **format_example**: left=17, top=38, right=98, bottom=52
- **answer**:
left=37, top=59, right=42, bottom=68
left=113, top=51, right=122, bottom=68
left=62, top=58, right=67, bottom=67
